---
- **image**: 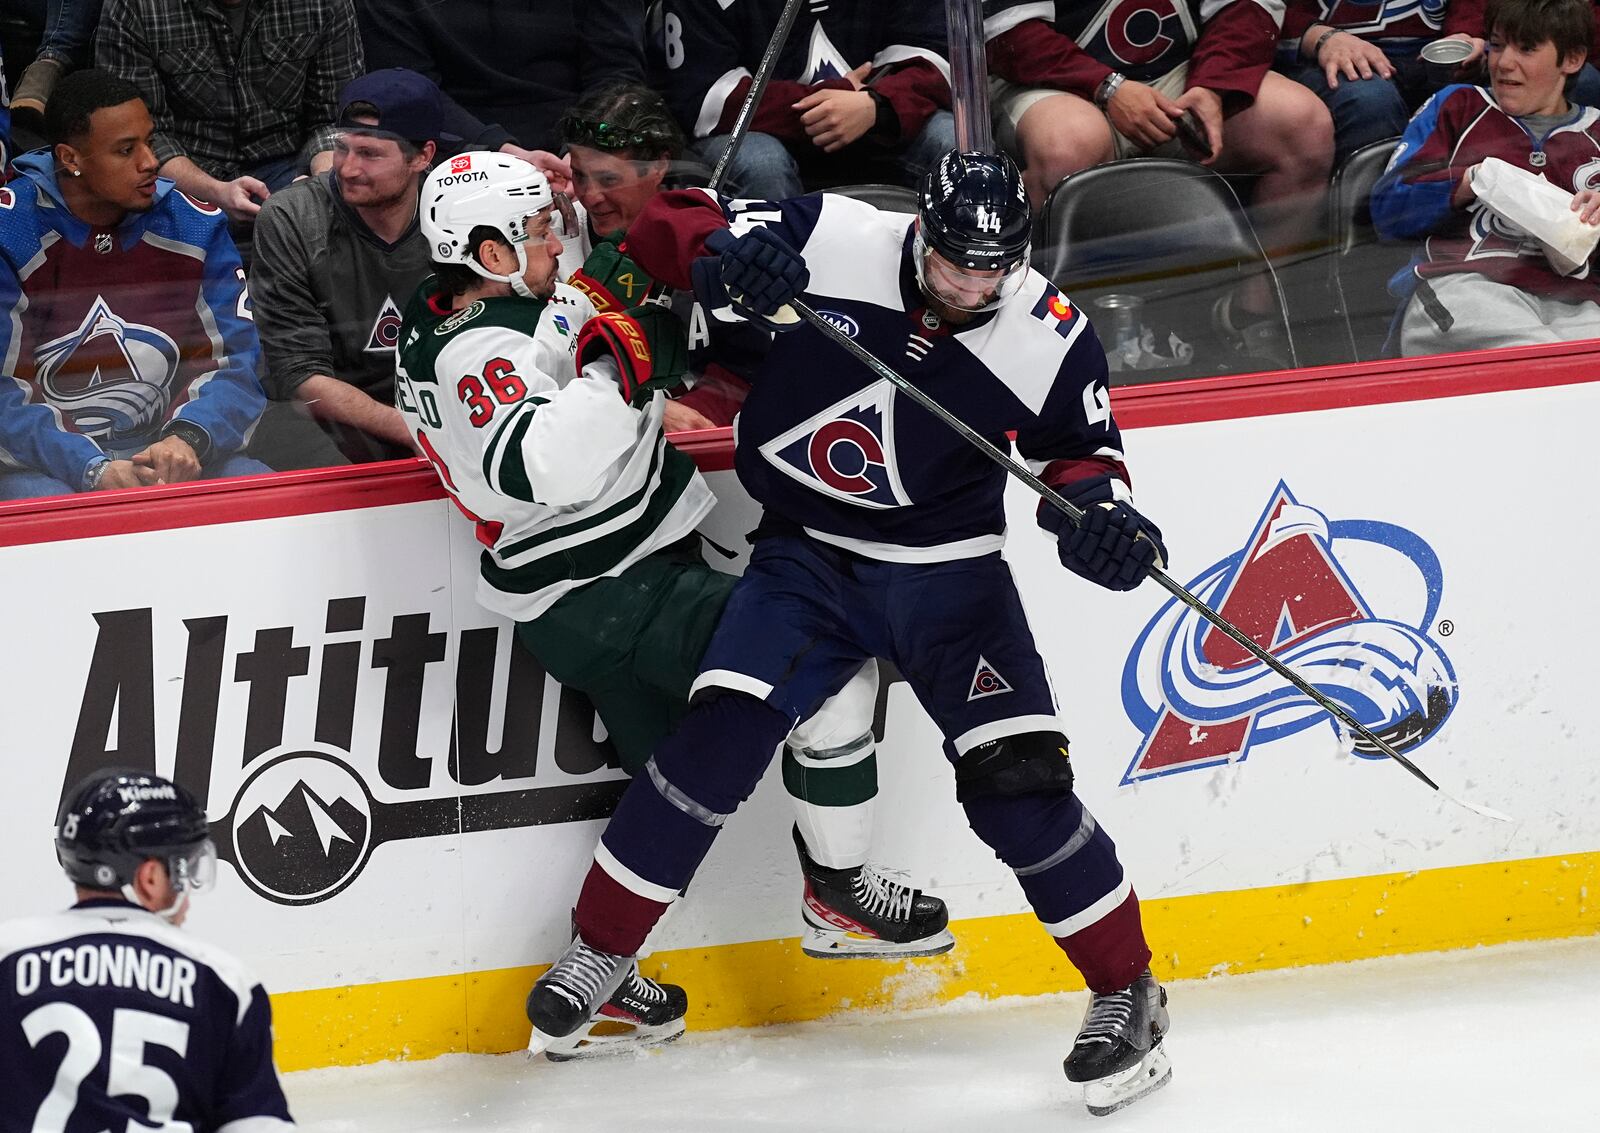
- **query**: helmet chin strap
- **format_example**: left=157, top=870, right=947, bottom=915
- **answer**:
left=467, top=240, right=537, bottom=299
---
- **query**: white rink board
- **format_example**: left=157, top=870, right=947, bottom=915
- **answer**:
left=1, top=381, right=1596, bottom=997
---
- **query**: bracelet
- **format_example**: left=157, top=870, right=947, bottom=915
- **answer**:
left=81, top=457, right=109, bottom=492
left=1311, top=28, right=1341, bottom=61
left=1094, top=72, right=1126, bottom=110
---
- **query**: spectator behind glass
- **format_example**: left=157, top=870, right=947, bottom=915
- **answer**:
left=1372, top=0, right=1600, bottom=355
left=985, top=0, right=1333, bottom=370
left=653, top=0, right=956, bottom=201
left=559, top=81, right=759, bottom=432
left=357, top=0, right=645, bottom=155
left=9, top=0, right=106, bottom=132
left=247, top=68, right=452, bottom=470
left=0, top=69, right=268, bottom=501
left=1, top=38, right=11, bottom=172
left=1275, top=0, right=1487, bottom=165
left=94, top=0, right=364, bottom=227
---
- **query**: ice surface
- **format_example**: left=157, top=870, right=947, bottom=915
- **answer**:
left=285, top=936, right=1598, bottom=1132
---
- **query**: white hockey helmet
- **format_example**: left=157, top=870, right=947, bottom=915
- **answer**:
left=420, top=152, right=555, bottom=299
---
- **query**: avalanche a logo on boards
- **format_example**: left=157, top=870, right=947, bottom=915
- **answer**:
left=1120, top=482, right=1459, bottom=784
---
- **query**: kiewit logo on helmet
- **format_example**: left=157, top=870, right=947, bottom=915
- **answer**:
left=450, top=155, right=472, bottom=173
left=117, top=784, right=178, bottom=803
left=1120, top=482, right=1458, bottom=784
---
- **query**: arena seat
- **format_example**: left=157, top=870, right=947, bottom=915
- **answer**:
left=1033, top=158, right=1296, bottom=382
left=829, top=183, right=919, bottom=213
left=1328, top=138, right=1411, bottom=361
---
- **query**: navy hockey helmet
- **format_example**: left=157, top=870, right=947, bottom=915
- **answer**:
left=915, top=150, right=1032, bottom=312
left=56, top=770, right=215, bottom=895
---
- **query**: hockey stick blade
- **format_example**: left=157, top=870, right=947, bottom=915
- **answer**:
left=783, top=297, right=1509, bottom=823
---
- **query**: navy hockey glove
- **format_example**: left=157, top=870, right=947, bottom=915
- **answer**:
left=1041, top=477, right=1166, bottom=592
left=694, top=226, right=808, bottom=332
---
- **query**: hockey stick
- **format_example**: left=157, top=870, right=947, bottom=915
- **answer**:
left=708, top=0, right=807, bottom=193
left=769, top=289, right=1508, bottom=823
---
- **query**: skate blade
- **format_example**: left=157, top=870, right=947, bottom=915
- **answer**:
left=1083, top=1044, right=1172, bottom=1117
left=800, top=924, right=956, bottom=960
left=541, top=1016, right=687, bottom=1062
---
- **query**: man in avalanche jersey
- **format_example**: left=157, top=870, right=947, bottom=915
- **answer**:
left=653, top=0, right=956, bottom=200
left=0, top=69, right=268, bottom=500
left=395, top=153, right=953, bottom=1056
left=983, top=0, right=1332, bottom=364
left=527, top=151, right=1175, bottom=1117
left=1372, top=0, right=1600, bottom=354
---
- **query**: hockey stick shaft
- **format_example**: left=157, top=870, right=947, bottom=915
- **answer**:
left=708, top=0, right=807, bottom=193
left=785, top=298, right=1503, bottom=819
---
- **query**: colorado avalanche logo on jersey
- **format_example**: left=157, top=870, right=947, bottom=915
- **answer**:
left=35, top=296, right=182, bottom=443
left=1321, top=0, right=1445, bottom=34
left=800, top=23, right=853, bottom=82
left=365, top=295, right=403, bottom=353
left=1078, top=0, right=1196, bottom=73
left=760, top=380, right=911, bottom=509
left=1120, top=482, right=1457, bottom=783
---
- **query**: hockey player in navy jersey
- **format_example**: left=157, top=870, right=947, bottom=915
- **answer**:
left=0, top=771, right=295, bottom=1132
left=1372, top=0, right=1600, bottom=354
left=527, top=151, right=1174, bottom=1116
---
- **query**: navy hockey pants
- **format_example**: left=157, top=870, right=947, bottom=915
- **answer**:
left=577, top=534, right=1150, bottom=990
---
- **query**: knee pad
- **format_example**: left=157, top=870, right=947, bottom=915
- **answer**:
left=952, top=730, right=1074, bottom=803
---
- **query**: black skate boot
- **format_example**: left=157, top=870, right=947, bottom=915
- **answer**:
left=793, top=825, right=955, bottom=959
left=526, top=937, right=688, bottom=1060
left=1063, top=968, right=1172, bottom=1116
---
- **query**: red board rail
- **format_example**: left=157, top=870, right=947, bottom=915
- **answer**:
left=3, top=340, right=1597, bottom=549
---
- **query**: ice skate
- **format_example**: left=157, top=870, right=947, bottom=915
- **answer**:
left=794, top=826, right=955, bottom=959
left=526, top=937, right=688, bottom=1060
left=1063, top=968, right=1172, bottom=1116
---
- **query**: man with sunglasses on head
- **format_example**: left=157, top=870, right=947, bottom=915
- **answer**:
left=528, top=151, right=1175, bottom=1117
left=0, top=771, right=295, bottom=1131
left=248, top=68, right=456, bottom=469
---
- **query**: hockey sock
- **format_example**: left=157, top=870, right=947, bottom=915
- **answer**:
left=783, top=733, right=877, bottom=870
left=576, top=692, right=792, bottom=955
left=963, top=790, right=1152, bottom=994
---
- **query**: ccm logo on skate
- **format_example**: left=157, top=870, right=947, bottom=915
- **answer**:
left=1120, top=481, right=1459, bottom=783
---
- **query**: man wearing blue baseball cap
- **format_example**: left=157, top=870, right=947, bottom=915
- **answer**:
left=246, top=68, right=453, bottom=467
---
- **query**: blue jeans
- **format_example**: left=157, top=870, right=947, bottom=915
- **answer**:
left=1276, top=43, right=1432, bottom=166
left=695, top=110, right=957, bottom=199
left=25, top=0, right=105, bottom=67
left=0, top=453, right=273, bottom=501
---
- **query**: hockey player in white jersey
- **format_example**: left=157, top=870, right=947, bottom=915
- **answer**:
left=0, top=771, right=294, bottom=1132
left=395, top=153, right=952, bottom=1056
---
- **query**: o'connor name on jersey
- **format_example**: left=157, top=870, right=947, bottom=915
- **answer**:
left=12, top=943, right=199, bottom=1006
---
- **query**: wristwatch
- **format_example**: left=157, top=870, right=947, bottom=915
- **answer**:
left=1094, top=72, right=1127, bottom=110
left=81, top=456, right=110, bottom=492
left=160, top=419, right=212, bottom=462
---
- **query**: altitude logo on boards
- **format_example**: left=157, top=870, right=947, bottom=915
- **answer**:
left=1120, top=482, right=1459, bottom=784
left=59, top=600, right=630, bottom=905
